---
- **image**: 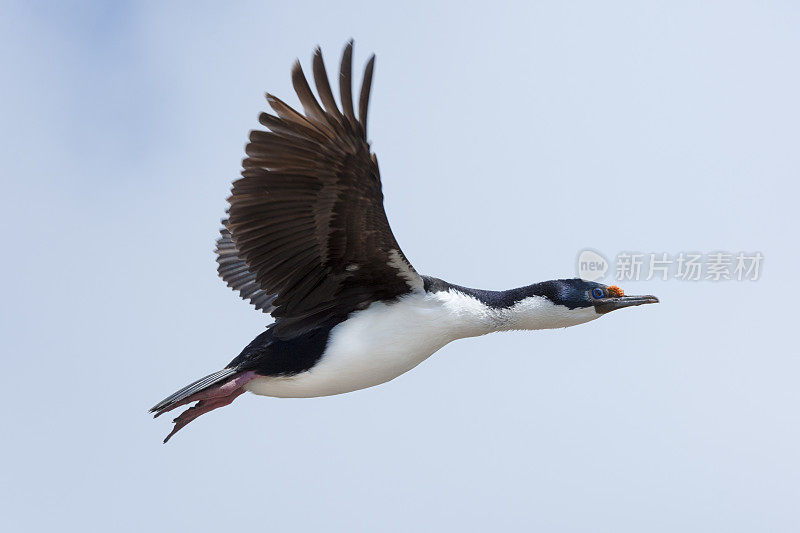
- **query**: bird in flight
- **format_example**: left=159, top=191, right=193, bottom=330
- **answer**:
left=150, top=42, right=659, bottom=443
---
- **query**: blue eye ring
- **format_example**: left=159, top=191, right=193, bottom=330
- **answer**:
left=592, top=288, right=604, bottom=299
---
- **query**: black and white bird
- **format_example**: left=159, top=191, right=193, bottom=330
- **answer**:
left=151, top=42, right=659, bottom=442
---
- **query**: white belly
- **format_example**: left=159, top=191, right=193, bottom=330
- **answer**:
left=244, top=290, right=487, bottom=398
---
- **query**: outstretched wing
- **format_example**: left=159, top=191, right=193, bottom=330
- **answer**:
left=215, top=222, right=277, bottom=314
left=218, top=42, right=422, bottom=338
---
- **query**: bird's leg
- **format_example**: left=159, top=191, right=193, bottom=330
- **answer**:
left=163, top=388, right=247, bottom=443
left=154, top=370, right=257, bottom=418
left=161, top=370, right=256, bottom=443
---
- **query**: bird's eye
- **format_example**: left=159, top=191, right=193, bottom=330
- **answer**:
left=592, top=288, right=604, bottom=299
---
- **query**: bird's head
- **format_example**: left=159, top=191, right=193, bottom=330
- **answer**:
left=586, top=282, right=660, bottom=314
left=539, top=278, right=659, bottom=316
left=503, top=278, right=659, bottom=331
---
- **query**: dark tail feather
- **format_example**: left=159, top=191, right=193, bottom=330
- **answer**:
left=149, top=368, right=239, bottom=418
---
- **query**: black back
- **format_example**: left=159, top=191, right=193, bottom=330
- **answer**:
left=227, top=322, right=336, bottom=376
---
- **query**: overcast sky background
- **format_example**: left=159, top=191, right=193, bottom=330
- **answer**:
left=2, top=1, right=799, bottom=531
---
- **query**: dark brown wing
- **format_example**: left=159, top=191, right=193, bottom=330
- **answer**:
left=215, top=222, right=277, bottom=314
left=219, top=42, right=421, bottom=338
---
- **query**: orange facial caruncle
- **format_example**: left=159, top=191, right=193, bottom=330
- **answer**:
left=606, top=285, right=625, bottom=297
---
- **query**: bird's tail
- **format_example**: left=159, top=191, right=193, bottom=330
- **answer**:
left=150, top=368, right=238, bottom=416
left=149, top=368, right=256, bottom=443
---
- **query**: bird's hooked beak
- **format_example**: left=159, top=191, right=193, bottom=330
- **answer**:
left=594, top=294, right=659, bottom=314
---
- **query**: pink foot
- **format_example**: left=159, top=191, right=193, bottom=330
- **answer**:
left=159, top=370, right=256, bottom=443
left=153, top=371, right=256, bottom=418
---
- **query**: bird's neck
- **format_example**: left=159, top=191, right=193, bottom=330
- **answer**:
left=423, top=278, right=600, bottom=340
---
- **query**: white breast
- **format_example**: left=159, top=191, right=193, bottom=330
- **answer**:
left=244, top=290, right=489, bottom=398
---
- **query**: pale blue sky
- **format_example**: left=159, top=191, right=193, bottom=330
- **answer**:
left=2, top=1, right=799, bottom=531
